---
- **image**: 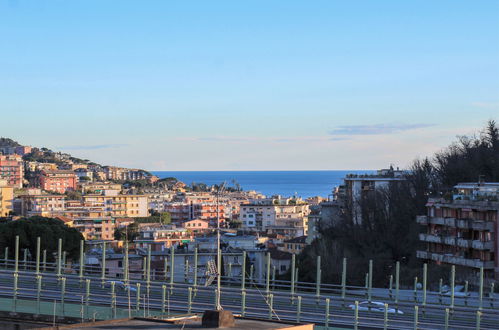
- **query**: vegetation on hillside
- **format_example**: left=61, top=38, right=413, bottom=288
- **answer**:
left=0, top=137, right=21, bottom=147
left=297, top=120, right=499, bottom=287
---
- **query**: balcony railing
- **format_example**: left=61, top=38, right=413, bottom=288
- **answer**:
left=416, top=251, right=495, bottom=269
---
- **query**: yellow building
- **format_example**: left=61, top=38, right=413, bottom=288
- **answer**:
left=83, top=194, right=148, bottom=218
left=0, top=179, right=14, bottom=217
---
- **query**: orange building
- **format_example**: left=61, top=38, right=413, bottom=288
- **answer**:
left=39, top=170, right=77, bottom=193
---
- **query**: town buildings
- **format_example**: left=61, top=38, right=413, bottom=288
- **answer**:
left=340, top=167, right=406, bottom=224
left=39, top=170, right=77, bottom=193
left=239, top=197, right=310, bottom=238
left=0, top=155, right=24, bottom=188
left=134, top=224, right=193, bottom=250
left=82, top=193, right=148, bottom=218
left=0, top=179, right=14, bottom=217
left=417, top=181, right=499, bottom=281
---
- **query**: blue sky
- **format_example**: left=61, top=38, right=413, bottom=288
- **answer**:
left=1, top=1, right=498, bottom=170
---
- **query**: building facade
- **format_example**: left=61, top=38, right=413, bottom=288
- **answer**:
left=417, top=182, right=499, bottom=281
left=0, top=155, right=24, bottom=188
left=39, top=170, right=77, bottom=193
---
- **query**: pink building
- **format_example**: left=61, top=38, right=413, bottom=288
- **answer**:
left=39, top=170, right=77, bottom=193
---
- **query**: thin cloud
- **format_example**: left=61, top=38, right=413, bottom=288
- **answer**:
left=176, top=136, right=348, bottom=143
left=329, top=123, right=435, bottom=135
left=58, top=144, right=129, bottom=150
left=471, top=102, right=499, bottom=109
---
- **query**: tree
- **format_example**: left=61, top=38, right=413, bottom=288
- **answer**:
left=114, top=223, right=139, bottom=242
left=0, top=216, right=84, bottom=262
left=160, top=212, right=172, bottom=225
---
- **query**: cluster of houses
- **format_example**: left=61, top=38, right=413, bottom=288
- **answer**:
left=2, top=142, right=499, bottom=283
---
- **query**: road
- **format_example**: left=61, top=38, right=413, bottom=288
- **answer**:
left=0, top=268, right=497, bottom=329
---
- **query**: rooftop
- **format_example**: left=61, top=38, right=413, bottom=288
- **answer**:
left=42, top=316, right=313, bottom=329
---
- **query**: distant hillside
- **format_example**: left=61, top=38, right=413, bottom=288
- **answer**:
left=0, top=137, right=21, bottom=147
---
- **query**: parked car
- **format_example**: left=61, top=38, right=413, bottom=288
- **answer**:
left=442, top=285, right=470, bottom=297
left=348, top=301, right=404, bottom=314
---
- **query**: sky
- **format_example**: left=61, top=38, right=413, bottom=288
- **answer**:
left=1, top=1, right=498, bottom=171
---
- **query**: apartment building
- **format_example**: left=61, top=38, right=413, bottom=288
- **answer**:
left=83, top=194, right=148, bottom=218
left=0, top=179, right=14, bottom=217
left=39, top=170, right=77, bottom=193
left=0, top=155, right=24, bottom=188
left=417, top=182, right=499, bottom=281
left=20, top=194, right=66, bottom=217
left=134, top=225, right=193, bottom=250
left=340, top=167, right=406, bottom=224
left=73, top=217, right=115, bottom=240
left=239, top=197, right=309, bottom=237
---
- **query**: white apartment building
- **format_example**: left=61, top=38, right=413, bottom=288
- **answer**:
left=239, top=197, right=309, bottom=237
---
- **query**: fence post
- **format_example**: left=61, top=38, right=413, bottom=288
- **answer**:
left=241, top=291, right=246, bottom=317
left=79, top=240, right=84, bottom=281
left=478, top=267, right=483, bottom=310
left=268, top=293, right=274, bottom=320
left=36, top=237, right=41, bottom=275
left=85, top=279, right=90, bottom=319
left=341, top=257, right=347, bottom=307
left=489, top=283, right=495, bottom=308
left=325, top=298, right=330, bottom=329
left=57, top=238, right=62, bottom=277
left=389, top=274, right=393, bottom=300
left=266, top=252, right=271, bottom=294
left=14, top=235, right=19, bottom=274
left=476, top=310, right=482, bottom=330
left=290, top=254, right=295, bottom=300
left=464, top=280, right=469, bottom=306
left=111, top=281, right=116, bottom=318
left=241, top=250, right=246, bottom=291
left=368, top=259, right=373, bottom=303
left=395, top=261, right=400, bottom=307
left=42, top=249, right=47, bottom=272
left=188, top=287, right=193, bottom=313
left=414, top=305, right=419, bottom=330
left=23, top=248, right=28, bottom=270
left=422, top=263, right=427, bottom=314
left=296, top=296, right=302, bottom=323
left=316, top=255, right=321, bottom=301
left=444, top=308, right=449, bottom=330
left=414, top=276, right=418, bottom=303
left=124, top=242, right=129, bottom=284
left=450, top=265, right=455, bottom=309
left=383, top=303, right=388, bottom=330
left=146, top=245, right=151, bottom=290
left=101, top=241, right=106, bottom=283
left=13, top=272, right=18, bottom=312
left=194, top=247, right=198, bottom=289
left=61, top=276, right=66, bottom=316
left=161, top=284, right=166, bottom=315
left=4, top=246, right=8, bottom=269
left=136, top=283, right=141, bottom=311
left=37, top=275, right=42, bottom=315
left=170, top=245, right=175, bottom=289
left=354, top=301, right=359, bottom=330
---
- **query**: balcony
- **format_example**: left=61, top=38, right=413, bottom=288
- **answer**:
left=416, top=251, right=495, bottom=269
left=419, top=233, right=442, bottom=243
left=471, top=221, right=495, bottom=232
left=471, top=240, right=494, bottom=250
left=416, top=215, right=428, bottom=224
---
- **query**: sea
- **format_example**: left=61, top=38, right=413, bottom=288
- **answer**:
left=151, top=170, right=374, bottom=198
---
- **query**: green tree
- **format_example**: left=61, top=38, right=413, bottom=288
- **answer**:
left=160, top=212, right=172, bottom=225
left=0, top=216, right=84, bottom=262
